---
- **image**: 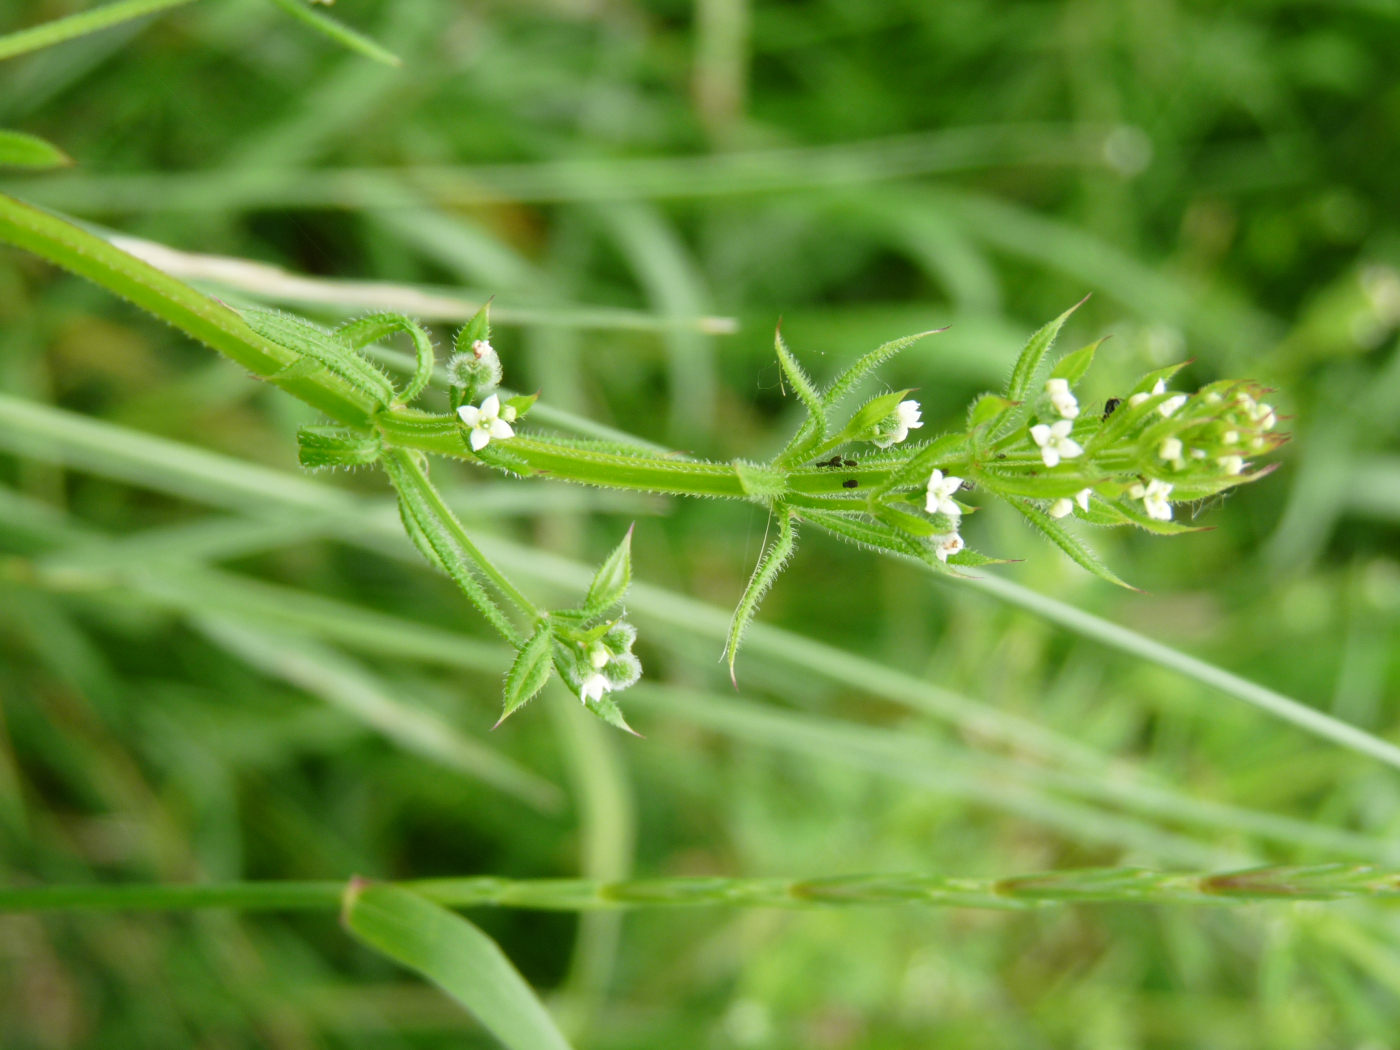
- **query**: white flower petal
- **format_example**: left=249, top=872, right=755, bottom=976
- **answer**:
left=489, top=418, right=514, bottom=440
left=1058, top=437, right=1083, bottom=460
left=1075, top=488, right=1092, bottom=511
left=1048, top=498, right=1073, bottom=519
left=1041, top=446, right=1061, bottom=468
left=1030, top=424, right=1051, bottom=446
left=480, top=393, right=501, bottom=419
left=457, top=405, right=480, bottom=426
left=1050, top=420, right=1074, bottom=439
left=469, top=427, right=491, bottom=451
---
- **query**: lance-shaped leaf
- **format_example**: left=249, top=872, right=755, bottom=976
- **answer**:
left=382, top=450, right=525, bottom=645
left=0, top=130, right=71, bottom=168
left=968, top=393, right=1016, bottom=429
left=456, top=302, right=491, bottom=350
left=1005, top=496, right=1136, bottom=590
left=818, top=389, right=913, bottom=454
left=342, top=881, right=572, bottom=1050
left=581, top=526, right=633, bottom=618
left=498, top=623, right=556, bottom=725
left=774, top=330, right=827, bottom=462
left=1110, top=496, right=1213, bottom=535
left=505, top=392, right=539, bottom=420
left=724, top=508, right=797, bottom=682
left=338, top=313, right=436, bottom=405
left=296, top=426, right=382, bottom=470
left=798, top=508, right=935, bottom=564
left=821, top=330, right=940, bottom=410
left=1050, top=337, right=1107, bottom=386
left=1005, top=296, right=1088, bottom=403
left=244, top=309, right=397, bottom=408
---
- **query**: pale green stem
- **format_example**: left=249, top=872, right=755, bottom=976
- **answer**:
left=6, top=865, right=1400, bottom=913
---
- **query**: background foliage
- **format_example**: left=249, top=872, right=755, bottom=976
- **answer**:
left=4, top=0, right=1400, bottom=1046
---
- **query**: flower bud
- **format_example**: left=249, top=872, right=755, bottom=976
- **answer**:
left=446, top=338, right=502, bottom=410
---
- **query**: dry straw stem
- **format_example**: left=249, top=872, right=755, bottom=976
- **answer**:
left=6, top=865, right=1400, bottom=914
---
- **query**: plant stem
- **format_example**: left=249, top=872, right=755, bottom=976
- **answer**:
left=7, top=865, right=1400, bottom=914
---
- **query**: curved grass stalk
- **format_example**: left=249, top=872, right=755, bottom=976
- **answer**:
left=7, top=864, right=1400, bottom=914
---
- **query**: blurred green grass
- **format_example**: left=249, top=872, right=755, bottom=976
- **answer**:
left=4, top=0, right=1400, bottom=1046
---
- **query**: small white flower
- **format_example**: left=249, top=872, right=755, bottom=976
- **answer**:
left=932, top=532, right=964, bottom=562
left=1048, top=498, right=1073, bottom=519
left=874, top=400, right=923, bottom=448
left=1190, top=448, right=1207, bottom=460
left=1128, top=392, right=1149, bottom=408
left=925, top=469, right=964, bottom=517
left=1255, top=403, right=1276, bottom=429
left=1159, top=437, right=1183, bottom=461
left=1030, top=420, right=1083, bottom=467
left=589, top=643, right=610, bottom=669
left=1159, top=394, right=1187, bottom=417
left=1218, top=455, right=1244, bottom=475
left=1128, top=478, right=1174, bottom=521
left=1223, top=430, right=1239, bottom=445
left=1075, top=488, right=1092, bottom=511
left=1045, top=378, right=1080, bottom=419
left=580, top=673, right=612, bottom=703
left=457, top=393, right=515, bottom=451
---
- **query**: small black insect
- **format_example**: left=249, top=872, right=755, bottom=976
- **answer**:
left=843, top=458, right=856, bottom=467
left=1103, top=397, right=1122, bottom=420
left=815, top=455, right=844, bottom=468
left=842, top=478, right=859, bottom=489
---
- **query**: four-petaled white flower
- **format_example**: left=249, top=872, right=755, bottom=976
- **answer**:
left=1030, top=420, right=1083, bottom=467
left=932, top=532, right=964, bottom=562
left=1075, top=488, right=1092, bottom=511
left=1048, top=498, right=1073, bottom=519
left=874, top=400, right=923, bottom=448
left=1129, top=478, right=1174, bottom=521
left=1218, top=455, right=1244, bottom=475
left=925, top=469, right=964, bottom=517
left=1045, top=378, right=1080, bottom=419
left=580, top=673, right=612, bottom=703
left=1159, top=436, right=1183, bottom=464
left=456, top=393, right=515, bottom=451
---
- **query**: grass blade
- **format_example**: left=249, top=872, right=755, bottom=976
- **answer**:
left=0, top=129, right=71, bottom=168
left=0, top=0, right=196, bottom=62
left=263, top=0, right=400, bottom=66
left=342, top=881, right=573, bottom=1050
left=951, top=571, right=1400, bottom=772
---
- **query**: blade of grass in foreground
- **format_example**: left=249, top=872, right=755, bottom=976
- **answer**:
left=949, top=571, right=1400, bottom=773
left=10, top=864, right=1400, bottom=913
left=0, top=0, right=196, bottom=62
left=3, top=393, right=1397, bottom=775
left=342, top=881, right=573, bottom=1050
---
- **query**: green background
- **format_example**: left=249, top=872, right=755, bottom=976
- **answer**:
left=3, top=0, right=1400, bottom=1045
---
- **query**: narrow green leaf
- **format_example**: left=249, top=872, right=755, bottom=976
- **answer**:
left=1004, top=496, right=1135, bottom=590
left=499, top=623, right=556, bottom=724
left=1049, top=337, right=1106, bottom=385
left=337, top=313, right=436, bottom=404
left=1111, top=496, right=1212, bottom=535
left=0, top=130, right=71, bottom=169
left=381, top=450, right=526, bottom=644
left=1129, top=361, right=1190, bottom=395
left=582, top=525, right=633, bottom=616
left=342, top=882, right=572, bottom=1050
left=870, top=432, right=969, bottom=497
left=1005, top=297, right=1087, bottom=403
left=968, top=392, right=1015, bottom=429
left=456, top=302, right=491, bottom=349
left=0, top=0, right=195, bottom=62
left=505, top=392, right=539, bottom=419
left=820, top=330, right=939, bottom=409
left=244, top=309, right=396, bottom=407
left=826, top=389, right=913, bottom=450
left=724, top=508, right=797, bottom=682
left=263, top=0, right=402, bottom=66
left=798, top=508, right=935, bottom=564
left=296, top=426, right=382, bottom=470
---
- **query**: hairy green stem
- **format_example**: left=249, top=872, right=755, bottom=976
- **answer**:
left=6, top=865, right=1400, bottom=913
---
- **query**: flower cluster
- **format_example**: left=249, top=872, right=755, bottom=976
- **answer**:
left=925, top=469, right=966, bottom=561
left=561, top=622, right=642, bottom=704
